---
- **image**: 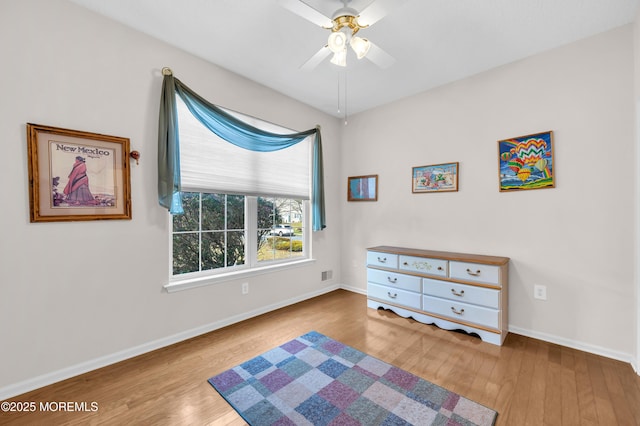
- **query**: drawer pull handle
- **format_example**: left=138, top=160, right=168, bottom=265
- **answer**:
left=466, top=268, right=481, bottom=276
left=451, top=307, right=465, bottom=315
left=403, top=262, right=408, bottom=266
left=451, top=289, right=465, bottom=297
left=378, top=257, right=387, bottom=263
left=387, top=292, right=398, bottom=299
left=437, top=266, right=444, bottom=271
left=387, top=277, right=397, bottom=283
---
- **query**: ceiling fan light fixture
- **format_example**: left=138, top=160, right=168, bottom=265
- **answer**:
left=350, top=36, right=370, bottom=59
left=330, top=49, right=347, bottom=67
left=327, top=31, right=347, bottom=53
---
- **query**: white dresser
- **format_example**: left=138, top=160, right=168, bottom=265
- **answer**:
left=366, top=246, right=510, bottom=345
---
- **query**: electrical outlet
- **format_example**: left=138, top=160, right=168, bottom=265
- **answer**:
left=534, top=284, right=547, bottom=300
left=242, top=282, right=249, bottom=295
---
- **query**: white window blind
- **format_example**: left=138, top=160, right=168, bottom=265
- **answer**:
left=176, top=97, right=311, bottom=199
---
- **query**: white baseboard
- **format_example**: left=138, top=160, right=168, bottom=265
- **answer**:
left=346, top=285, right=638, bottom=374
left=508, top=325, right=637, bottom=372
left=3, top=284, right=636, bottom=400
left=339, top=284, right=366, bottom=295
left=341, top=287, right=640, bottom=375
left=0, top=284, right=340, bottom=401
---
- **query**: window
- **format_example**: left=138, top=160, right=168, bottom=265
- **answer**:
left=170, top=97, right=311, bottom=284
left=258, top=197, right=305, bottom=263
left=171, top=193, right=307, bottom=277
left=172, top=193, right=245, bottom=275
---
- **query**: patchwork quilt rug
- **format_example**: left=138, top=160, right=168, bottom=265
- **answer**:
left=208, top=331, right=497, bottom=425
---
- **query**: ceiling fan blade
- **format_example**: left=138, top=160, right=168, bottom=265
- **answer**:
left=300, top=45, right=331, bottom=71
left=278, top=0, right=333, bottom=28
left=365, top=41, right=395, bottom=69
left=357, top=0, right=408, bottom=27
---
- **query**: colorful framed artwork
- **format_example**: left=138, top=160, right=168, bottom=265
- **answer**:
left=27, top=123, right=132, bottom=222
left=412, top=162, right=459, bottom=193
left=348, top=174, right=378, bottom=201
left=498, top=130, right=554, bottom=192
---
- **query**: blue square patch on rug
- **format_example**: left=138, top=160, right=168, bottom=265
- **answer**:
left=208, top=331, right=497, bottom=425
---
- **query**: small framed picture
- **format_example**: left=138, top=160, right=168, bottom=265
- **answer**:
left=498, top=130, right=554, bottom=191
left=27, top=123, right=132, bottom=222
left=348, top=174, right=378, bottom=201
left=412, top=162, right=459, bottom=193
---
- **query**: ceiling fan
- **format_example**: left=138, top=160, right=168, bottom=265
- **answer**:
left=278, top=0, right=406, bottom=70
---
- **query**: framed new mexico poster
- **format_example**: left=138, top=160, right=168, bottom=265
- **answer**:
left=27, top=123, right=132, bottom=222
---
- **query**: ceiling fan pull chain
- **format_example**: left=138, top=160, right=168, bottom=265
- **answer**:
left=344, top=68, right=348, bottom=125
left=337, top=74, right=341, bottom=113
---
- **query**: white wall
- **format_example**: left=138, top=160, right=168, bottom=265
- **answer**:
left=341, top=25, right=637, bottom=362
left=635, top=9, right=640, bottom=373
left=0, top=0, right=342, bottom=397
left=1, top=0, right=638, bottom=399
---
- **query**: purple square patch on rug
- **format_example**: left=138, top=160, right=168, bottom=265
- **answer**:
left=208, top=331, right=497, bottom=425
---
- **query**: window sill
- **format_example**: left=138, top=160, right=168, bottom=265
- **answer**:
left=164, top=258, right=316, bottom=293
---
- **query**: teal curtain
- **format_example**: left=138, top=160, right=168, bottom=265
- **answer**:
left=158, top=73, right=326, bottom=231
left=157, top=74, right=183, bottom=213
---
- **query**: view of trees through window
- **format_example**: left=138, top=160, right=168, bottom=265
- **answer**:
left=172, top=193, right=304, bottom=276
left=172, top=193, right=245, bottom=275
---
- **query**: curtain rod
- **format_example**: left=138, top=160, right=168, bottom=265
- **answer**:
left=162, top=67, right=173, bottom=76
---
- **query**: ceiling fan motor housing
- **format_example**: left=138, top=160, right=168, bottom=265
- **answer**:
left=331, top=13, right=365, bottom=35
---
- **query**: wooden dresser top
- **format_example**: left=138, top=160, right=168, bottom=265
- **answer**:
left=368, top=246, right=510, bottom=266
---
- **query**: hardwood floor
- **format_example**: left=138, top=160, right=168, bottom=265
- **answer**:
left=2, top=290, right=639, bottom=425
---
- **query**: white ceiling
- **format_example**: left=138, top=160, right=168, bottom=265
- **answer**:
left=68, top=0, right=639, bottom=118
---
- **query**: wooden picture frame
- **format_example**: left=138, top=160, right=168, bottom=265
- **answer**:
left=412, top=162, right=459, bottom=193
left=27, top=123, right=132, bottom=222
left=498, top=130, right=554, bottom=191
left=348, top=175, right=378, bottom=201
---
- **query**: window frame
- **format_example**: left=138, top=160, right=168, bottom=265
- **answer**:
left=165, top=194, right=313, bottom=293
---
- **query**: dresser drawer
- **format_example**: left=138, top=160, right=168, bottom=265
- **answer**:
left=399, top=255, right=448, bottom=277
left=367, top=251, right=399, bottom=269
left=368, top=283, right=421, bottom=310
left=423, top=295, right=499, bottom=329
left=449, top=261, right=500, bottom=286
left=368, top=268, right=421, bottom=292
left=423, top=278, right=500, bottom=309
